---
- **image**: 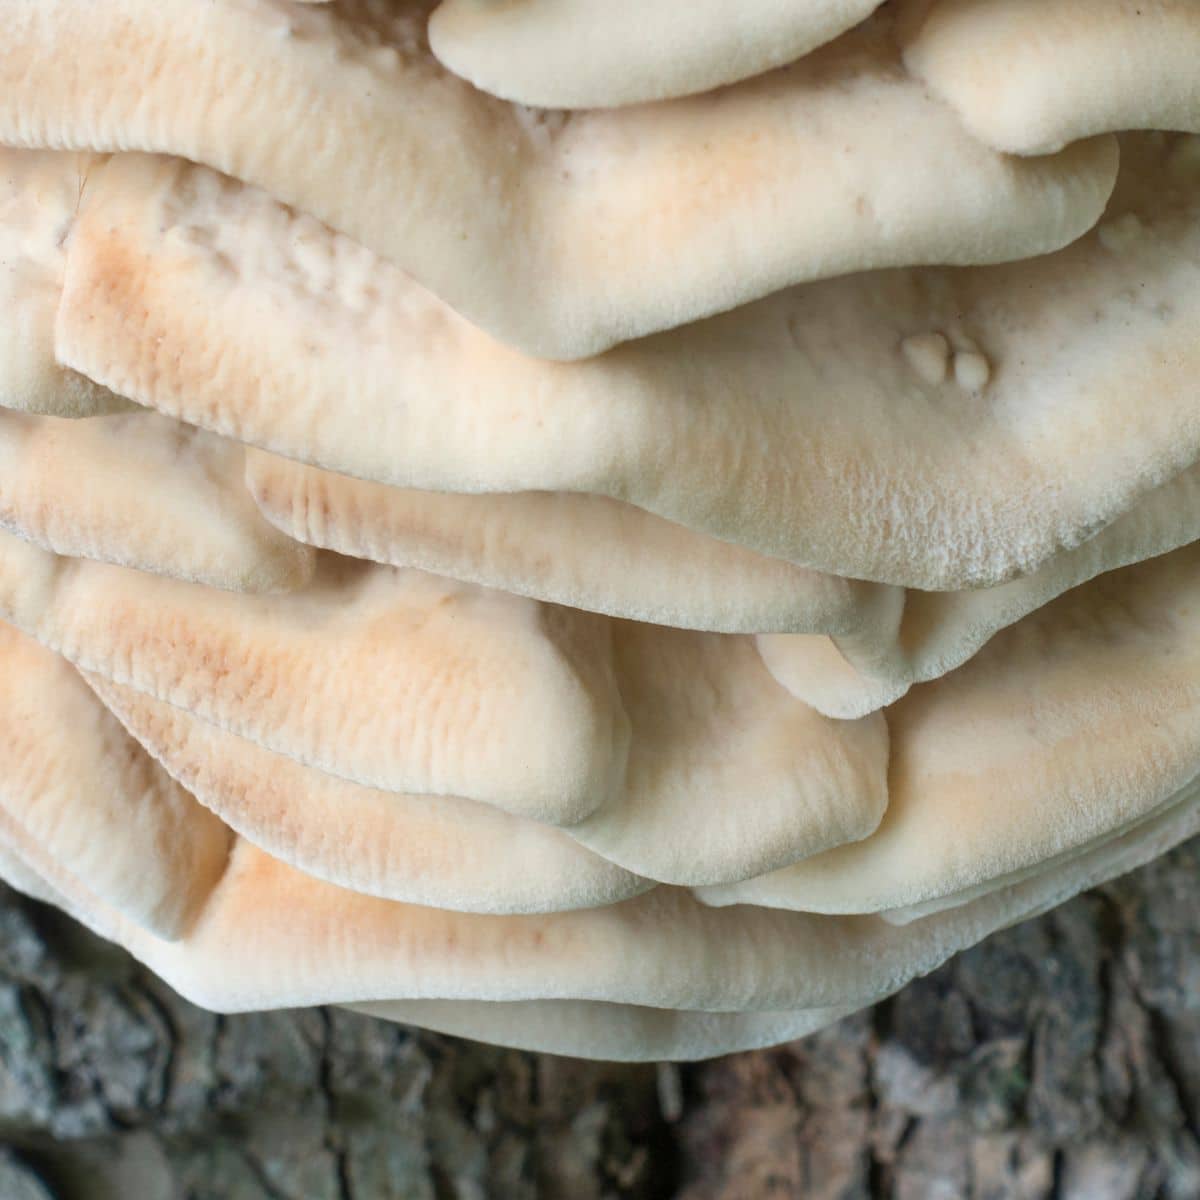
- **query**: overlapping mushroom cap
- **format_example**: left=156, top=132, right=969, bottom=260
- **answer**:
left=1, top=0, right=1198, bottom=1060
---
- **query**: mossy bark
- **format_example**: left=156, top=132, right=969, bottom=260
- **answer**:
left=1, top=841, right=1199, bottom=1198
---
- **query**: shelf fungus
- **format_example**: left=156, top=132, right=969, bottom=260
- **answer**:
left=0, top=1, right=1198, bottom=1061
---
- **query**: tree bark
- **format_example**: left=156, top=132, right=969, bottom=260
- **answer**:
left=1, top=840, right=1199, bottom=1199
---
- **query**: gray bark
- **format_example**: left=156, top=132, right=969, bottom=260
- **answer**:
left=1, top=839, right=1199, bottom=1199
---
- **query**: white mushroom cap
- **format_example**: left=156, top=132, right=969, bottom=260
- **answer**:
left=563, top=624, right=887, bottom=884
left=428, top=0, right=884, bottom=109
left=902, top=0, right=1200, bottom=155
left=709, top=543, right=1200, bottom=915
left=0, top=138, right=1187, bottom=712
left=0, top=148, right=128, bottom=416
left=243, top=448, right=877, bottom=636
left=0, top=622, right=231, bottom=939
left=0, top=529, right=889, bottom=886
left=2, top=143, right=1191, bottom=720
left=0, top=530, right=630, bottom=826
left=1, top=658, right=1195, bottom=1059
left=85, top=674, right=652, bottom=915
left=762, top=462, right=1200, bottom=717
left=246, top=418, right=1200, bottom=723
left=52, top=140, right=1193, bottom=590
left=0, top=6, right=1115, bottom=357
left=9, top=535, right=1200, bottom=1022
left=0, top=410, right=315, bottom=591
left=10, top=735, right=1188, bottom=1065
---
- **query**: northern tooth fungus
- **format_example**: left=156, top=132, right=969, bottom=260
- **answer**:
left=0, top=0, right=1198, bottom=1060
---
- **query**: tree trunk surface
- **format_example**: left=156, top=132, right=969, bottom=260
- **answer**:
left=2, top=841, right=1199, bottom=1200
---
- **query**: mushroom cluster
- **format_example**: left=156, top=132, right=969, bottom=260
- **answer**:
left=0, top=0, right=1198, bottom=1061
